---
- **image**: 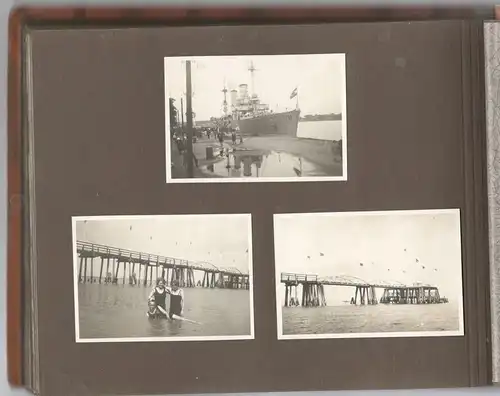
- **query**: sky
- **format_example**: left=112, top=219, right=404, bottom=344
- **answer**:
left=74, top=215, right=252, bottom=276
left=164, top=53, right=346, bottom=121
left=274, top=210, right=463, bottom=302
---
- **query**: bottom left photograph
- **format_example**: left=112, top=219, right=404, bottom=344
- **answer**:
left=72, top=213, right=254, bottom=343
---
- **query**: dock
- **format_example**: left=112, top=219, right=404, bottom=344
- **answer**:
left=281, top=272, right=448, bottom=307
left=76, top=241, right=250, bottom=290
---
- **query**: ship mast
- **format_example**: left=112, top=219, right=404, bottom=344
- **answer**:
left=248, top=61, right=257, bottom=112
left=221, top=79, right=228, bottom=117
left=249, top=61, right=256, bottom=96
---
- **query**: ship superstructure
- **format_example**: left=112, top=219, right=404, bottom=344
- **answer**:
left=226, top=61, right=301, bottom=137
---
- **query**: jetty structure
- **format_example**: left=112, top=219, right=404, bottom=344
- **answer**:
left=281, top=272, right=448, bottom=307
left=228, top=60, right=301, bottom=137
left=75, top=241, right=250, bottom=290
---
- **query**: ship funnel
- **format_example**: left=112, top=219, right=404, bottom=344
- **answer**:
left=238, top=84, right=248, bottom=99
left=230, top=89, right=238, bottom=108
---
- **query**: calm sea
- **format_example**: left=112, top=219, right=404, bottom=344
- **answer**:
left=78, top=284, right=252, bottom=339
left=297, top=120, right=343, bottom=141
left=282, top=303, right=461, bottom=335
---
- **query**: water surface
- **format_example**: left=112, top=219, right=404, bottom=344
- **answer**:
left=78, top=284, right=252, bottom=339
left=204, top=149, right=326, bottom=178
left=282, top=303, right=460, bottom=335
left=297, top=120, right=343, bottom=141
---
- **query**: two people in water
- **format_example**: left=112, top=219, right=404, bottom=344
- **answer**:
left=147, top=279, right=184, bottom=320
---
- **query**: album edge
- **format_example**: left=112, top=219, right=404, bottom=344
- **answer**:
left=465, top=20, right=492, bottom=386
left=7, top=6, right=26, bottom=389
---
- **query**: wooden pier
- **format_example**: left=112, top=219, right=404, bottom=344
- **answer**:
left=281, top=272, right=448, bottom=307
left=76, top=241, right=250, bottom=290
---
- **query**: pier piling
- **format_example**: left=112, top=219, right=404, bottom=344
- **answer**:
left=281, top=272, right=446, bottom=307
left=76, top=241, right=250, bottom=290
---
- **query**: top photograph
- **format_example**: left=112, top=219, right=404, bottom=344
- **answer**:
left=164, top=53, right=347, bottom=183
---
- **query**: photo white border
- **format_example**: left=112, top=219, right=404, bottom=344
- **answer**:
left=164, top=53, right=348, bottom=184
left=72, top=213, right=255, bottom=343
left=273, top=208, right=465, bottom=340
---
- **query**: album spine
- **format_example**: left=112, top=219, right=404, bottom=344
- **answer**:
left=7, top=7, right=26, bottom=389
left=462, top=20, right=492, bottom=387
left=485, top=20, right=500, bottom=385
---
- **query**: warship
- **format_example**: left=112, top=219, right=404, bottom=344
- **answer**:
left=223, top=61, right=301, bottom=137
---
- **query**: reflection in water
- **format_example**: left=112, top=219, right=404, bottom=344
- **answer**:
left=205, top=149, right=325, bottom=178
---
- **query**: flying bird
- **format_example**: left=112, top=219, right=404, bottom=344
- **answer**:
left=245, top=249, right=248, bottom=253
left=129, top=226, right=133, bottom=231
left=422, top=266, right=425, bottom=269
left=416, top=258, right=419, bottom=263
left=307, top=256, right=311, bottom=259
left=320, top=252, right=324, bottom=256
left=359, top=263, right=364, bottom=267
left=404, top=248, right=407, bottom=252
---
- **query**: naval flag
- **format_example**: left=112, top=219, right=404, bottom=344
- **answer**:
left=290, top=87, right=298, bottom=99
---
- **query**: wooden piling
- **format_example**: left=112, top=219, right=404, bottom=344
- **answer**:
left=83, top=258, right=88, bottom=283
left=78, top=256, right=84, bottom=283
left=143, top=264, right=148, bottom=286
left=105, top=257, right=110, bottom=283
left=156, top=258, right=159, bottom=280
left=99, top=257, right=104, bottom=284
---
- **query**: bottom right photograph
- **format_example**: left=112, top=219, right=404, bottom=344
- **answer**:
left=273, top=209, right=464, bottom=340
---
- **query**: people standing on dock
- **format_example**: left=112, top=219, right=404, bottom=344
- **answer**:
left=218, top=129, right=224, bottom=147
left=175, top=134, right=185, bottom=154
left=231, top=131, right=237, bottom=145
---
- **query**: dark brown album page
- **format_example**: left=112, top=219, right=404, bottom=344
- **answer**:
left=27, top=21, right=482, bottom=396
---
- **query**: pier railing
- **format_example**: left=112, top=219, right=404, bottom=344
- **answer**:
left=76, top=240, right=248, bottom=276
left=281, top=272, right=318, bottom=283
left=280, top=272, right=436, bottom=289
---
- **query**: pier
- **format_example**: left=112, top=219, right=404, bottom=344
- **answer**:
left=281, top=272, right=448, bottom=307
left=76, top=241, right=250, bottom=290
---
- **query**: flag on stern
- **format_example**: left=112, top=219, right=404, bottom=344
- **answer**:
left=290, top=87, right=298, bottom=99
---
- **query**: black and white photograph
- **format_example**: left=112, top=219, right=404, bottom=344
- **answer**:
left=274, top=209, right=464, bottom=339
left=164, top=54, right=347, bottom=183
left=72, top=214, right=254, bottom=342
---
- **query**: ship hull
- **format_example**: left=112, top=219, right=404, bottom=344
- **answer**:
left=235, top=109, right=300, bottom=137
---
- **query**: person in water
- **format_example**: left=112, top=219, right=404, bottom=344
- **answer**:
left=165, top=280, right=184, bottom=319
left=148, top=279, right=184, bottom=320
left=147, top=278, right=169, bottom=318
